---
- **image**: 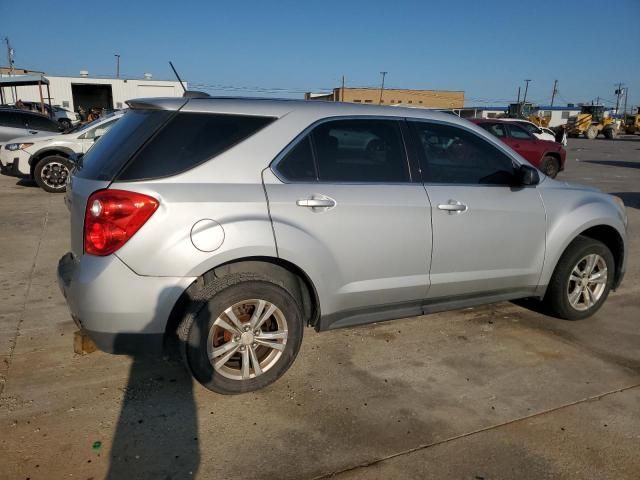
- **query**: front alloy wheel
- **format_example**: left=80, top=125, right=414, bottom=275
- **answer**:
left=34, top=156, right=72, bottom=193
left=543, top=235, right=614, bottom=320
left=567, top=254, right=608, bottom=311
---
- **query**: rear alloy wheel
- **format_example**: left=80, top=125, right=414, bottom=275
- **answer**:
left=543, top=236, right=614, bottom=320
left=59, top=119, right=72, bottom=131
left=34, top=156, right=72, bottom=193
left=541, top=156, right=560, bottom=178
left=584, top=126, right=598, bottom=140
left=181, top=276, right=303, bottom=394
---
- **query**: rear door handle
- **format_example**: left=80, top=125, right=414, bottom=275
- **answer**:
left=438, top=200, right=468, bottom=213
left=297, top=198, right=336, bottom=208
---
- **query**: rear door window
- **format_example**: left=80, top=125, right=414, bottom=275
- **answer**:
left=117, top=113, right=275, bottom=181
left=313, top=119, right=409, bottom=183
left=507, top=124, right=535, bottom=140
left=25, top=114, right=59, bottom=131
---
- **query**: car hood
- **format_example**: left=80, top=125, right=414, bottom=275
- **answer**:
left=7, top=131, right=62, bottom=144
left=540, top=177, right=601, bottom=193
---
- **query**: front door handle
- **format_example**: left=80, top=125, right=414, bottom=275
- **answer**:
left=297, top=198, right=336, bottom=208
left=438, top=200, right=468, bottom=213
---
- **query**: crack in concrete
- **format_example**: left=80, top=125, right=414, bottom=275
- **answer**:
left=0, top=198, right=50, bottom=397
left=313, top=383, right=640, bottom=479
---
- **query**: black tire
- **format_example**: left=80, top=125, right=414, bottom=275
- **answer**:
left=541, top=156, right=560, bottom=178
left=178, top=273, right=304, bottom=394
left=603, top=128, right=617, bottom=140
left=584, top=126, right=599, bottom=140
left=59, top=119, right=72, bottom=131
left=33, top=156, right=72, bottom=193
left=543, top=236, right=615, bottom=320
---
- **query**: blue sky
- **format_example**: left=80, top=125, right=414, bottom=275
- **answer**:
left=1, top=0, right=639, bottom=109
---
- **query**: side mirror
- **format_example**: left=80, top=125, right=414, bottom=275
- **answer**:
left=517, top=164, right=540, bottom=186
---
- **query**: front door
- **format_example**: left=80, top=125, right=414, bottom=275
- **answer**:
left=410, top=120, right=546, bottom=299
left=264, top=118, right=432, bottom=328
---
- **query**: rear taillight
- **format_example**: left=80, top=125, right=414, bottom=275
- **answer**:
left=84, top=189, right=159, bottom=256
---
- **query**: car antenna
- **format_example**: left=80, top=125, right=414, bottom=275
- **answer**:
left=169, top=61, right=187, bottom=93
left=169, top=61, right=210, bottom=98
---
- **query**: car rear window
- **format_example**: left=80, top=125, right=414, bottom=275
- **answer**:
left=76, top=110, right=172, bottom=181
left=117, top=112, right=275, bottom=181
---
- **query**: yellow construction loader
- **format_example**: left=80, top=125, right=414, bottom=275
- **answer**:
left=507, top=102, right=550, bottom=127
left=566, top=105, right=618, bottom=139
left=623, top=107, right=640, bottom=135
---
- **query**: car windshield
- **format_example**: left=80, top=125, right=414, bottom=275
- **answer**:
left=65, top=113, right=118, bottom=134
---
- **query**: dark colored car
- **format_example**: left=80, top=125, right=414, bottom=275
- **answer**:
left=470, top=118, right=566, bottom=178
left=0, top=108, right=61, bottom=143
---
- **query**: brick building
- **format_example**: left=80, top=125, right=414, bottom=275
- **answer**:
left=305, top=87, right=464, bottom=108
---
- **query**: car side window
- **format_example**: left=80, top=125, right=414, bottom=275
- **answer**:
left=412, top=122, right=516, bottom=185
left=478, top=122, right=506, bottom=138
left=83, top=119, right=118, bottom=140
left=26, top=114, right=59, bottom=131
left=276, top=135, right=317, bottom=182
left=508, top=124, right=534, bottom=140
left=312, top=119, right=409, bottom=183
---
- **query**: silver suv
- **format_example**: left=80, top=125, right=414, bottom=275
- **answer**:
left=57, top=97, right=627, bottom=394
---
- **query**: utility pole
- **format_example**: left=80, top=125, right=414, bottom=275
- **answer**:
left=114, top=54, right=121, bottom=78
left=522, top=79, right=531, bottom=104
left=623, top=87, right=628, bottom=116
left=614, top=83, right=624, bottom=114
left=550, top=79, right=558, bottom=107
left=516, top=86, right=521, bottom=103
left=379, top=71, right=387, bottom=105
left=4, top=37, right=16, bottom=102
left=341, top=75, right=345, bottom=102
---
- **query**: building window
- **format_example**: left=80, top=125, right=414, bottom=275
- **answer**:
left=364, top=99, right=373, bottom=103
left=397, top=100, right=402, bottom=103
left=408, top=100, right=413, bottom=104
left=561, top=111, right=570, bottom=119
left=390, top=100, right=395, bottom=103
left=487, top=113, right=497, bottom=118
left=354, top=100, right=362, bottom=103
left=380, top=99, right=384, bottom=103
left=62, top=101, right=69, bottom=108
left=419, top=101, right=423, bottom=104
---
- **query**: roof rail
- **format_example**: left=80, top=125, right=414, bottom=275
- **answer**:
left=183, top=90, right=210, bottom=98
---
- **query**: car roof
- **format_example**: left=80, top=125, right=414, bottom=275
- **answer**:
left=0, top=108, right=53, bottom=118
left=127, top=96, right=465, bottom=124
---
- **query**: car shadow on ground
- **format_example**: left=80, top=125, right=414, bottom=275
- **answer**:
left=583, top=160, right=640, bottom=169
left=106, top=287, right=204, bottom=479
left=15, top=178, right=38, bottom=188
left=610, top=192, right=640, bottom=209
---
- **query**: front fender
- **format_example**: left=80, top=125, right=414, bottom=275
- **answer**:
left=539, top=187, right=627, bottom=291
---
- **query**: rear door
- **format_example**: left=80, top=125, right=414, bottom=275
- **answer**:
left=264, top=118, right=432, bottom=328
left=410, top=120, right=546, bottom=299
left=504, top=124, right=541, bottom=165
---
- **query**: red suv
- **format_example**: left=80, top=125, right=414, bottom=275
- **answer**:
left=470, top=118, right=566, bottom=178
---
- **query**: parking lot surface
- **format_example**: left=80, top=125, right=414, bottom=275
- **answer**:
left=1, top=137, right=639, bottom=480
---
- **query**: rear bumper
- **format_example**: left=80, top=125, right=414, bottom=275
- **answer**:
left=57, top=252, right=196, bottom=354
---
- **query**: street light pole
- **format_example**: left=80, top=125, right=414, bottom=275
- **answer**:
left=114, top=54, right=121, bottom=78
left=379, top=71, right=387, bottom=105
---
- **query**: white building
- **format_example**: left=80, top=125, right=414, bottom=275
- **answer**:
left=0, top=70, right=185, bottom=111
left=535, top=106, right=582, bottom=127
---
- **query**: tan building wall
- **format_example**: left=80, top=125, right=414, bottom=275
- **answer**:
left=333, top=87, right=464, bottom=108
